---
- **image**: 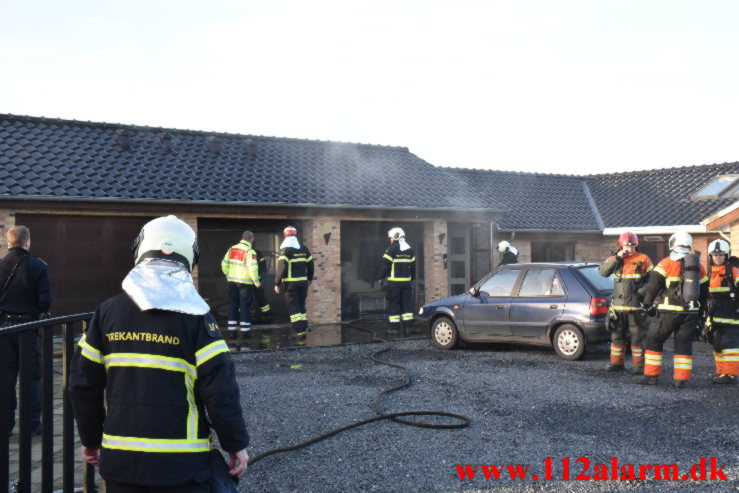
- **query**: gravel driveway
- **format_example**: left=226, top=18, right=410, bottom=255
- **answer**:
left=232, top=336, right=738, bottom=492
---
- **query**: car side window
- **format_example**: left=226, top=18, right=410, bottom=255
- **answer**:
left=519, top=269, right=564, bottom=297
left=478, top=270, right=520, bottom=297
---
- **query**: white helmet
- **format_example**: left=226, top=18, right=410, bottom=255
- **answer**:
left=388, top=227, right=405, bottom=241
left=668, top=231, right=692, bottom=251
left=132, top=215, right=199, bottom=271
left=708, top=239, right=730, bottom=256
left=498, top=240, right=511, bottom=253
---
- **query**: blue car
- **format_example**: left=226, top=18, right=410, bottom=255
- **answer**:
left=420, top=262, right=614, bottom=360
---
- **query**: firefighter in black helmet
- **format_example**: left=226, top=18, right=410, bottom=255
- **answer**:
left=69, top=216, right=249, bottom=492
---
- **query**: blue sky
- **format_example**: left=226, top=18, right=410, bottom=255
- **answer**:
left=2, top=0, right=738, bottom=174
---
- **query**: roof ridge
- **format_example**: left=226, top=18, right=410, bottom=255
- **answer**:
left=439, top=166, right=580, bottom=178
left=585, top=161, right=739, bottom=178
left=0, top=113, right=408, bottom=152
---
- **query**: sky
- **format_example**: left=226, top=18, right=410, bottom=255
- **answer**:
left=2, top=0, right=739, bottom=175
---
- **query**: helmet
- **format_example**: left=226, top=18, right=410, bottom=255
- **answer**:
left=668, top=231, right=692, bottom=251
left=388, top=227, right=405, bottom=241
left=708, top=239, right=730, bottom=256
left=283, top=226, right=297, bottom=237
left=132, top=215, right=199, bottom=271
left=497, top=240, right=510, bottom=253
left=618, top=232, right=638, bottom=247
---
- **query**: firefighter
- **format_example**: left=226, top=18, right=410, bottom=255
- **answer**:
left=497, top=240, right=518, bottom=266
left=221, top=230, right=261, bottom=340
left=639, top=231, right=708, bottom=387
left=274, top=226, right=314, bottom=345
left=704, top=239, right=739, bottom=385
left=69, top=215, right=249, bottom=492
left=381, top=227, right=416, bottom=334
left=598, top=232, right=653, bottom=374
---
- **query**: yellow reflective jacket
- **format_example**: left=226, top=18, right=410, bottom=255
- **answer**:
left=221, top=241, right=260, bottom=286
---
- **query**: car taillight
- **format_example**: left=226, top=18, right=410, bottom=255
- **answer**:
left=590, top=297, right=609, bottom=315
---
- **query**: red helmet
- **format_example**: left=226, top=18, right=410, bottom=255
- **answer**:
left=618, top=232, right=638, bottom=247
left=283, top=226, right=297, bottom=237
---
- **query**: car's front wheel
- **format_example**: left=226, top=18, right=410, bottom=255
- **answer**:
left=552, top=324, right=586, bottom=360
left=431, top=316, right=458, bottom=349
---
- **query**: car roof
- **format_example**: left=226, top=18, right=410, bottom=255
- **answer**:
left=499, top=262, right=600, bottom=269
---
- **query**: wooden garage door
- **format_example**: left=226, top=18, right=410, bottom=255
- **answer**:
left=15, top=214, right=153, bottom=316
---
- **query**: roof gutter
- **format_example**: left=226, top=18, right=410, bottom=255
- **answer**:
left=602, top=225, right=707, bottom=235
left=0, top=194, right=508, bottom=215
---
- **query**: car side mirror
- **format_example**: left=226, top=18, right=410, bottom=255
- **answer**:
left=469, top=287, right=478, bottom=296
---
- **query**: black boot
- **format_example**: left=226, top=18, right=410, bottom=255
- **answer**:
left=637, top=375, right=658, bottom=385
left=711, top=374, right=736, bottom=385
left=605, top=363, right=625, bottom=372
left=631, top=366, right=644, bottom=375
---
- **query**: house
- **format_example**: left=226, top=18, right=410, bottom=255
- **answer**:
left=1, top=113, right=737, bottom=327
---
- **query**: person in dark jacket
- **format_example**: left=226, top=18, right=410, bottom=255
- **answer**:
left=497, top=241, right=518, bottom=266
left=274, top=226, right=314, bottom=345
left=381, top=227, right=416, bottom=334
left=69, top=216, right=249, bottom=492
left=599, top=232, right=653, bottom=374
left=1, top=225, right=52, bottom=437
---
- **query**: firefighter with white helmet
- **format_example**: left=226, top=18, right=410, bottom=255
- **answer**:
left=599, top=232, right=653, bottom=373
left=704, top=239, right=739, bottom=384
left=69, top=215, right=249, bottom=491
left=381, top=227, right=416, bottom=335
left=274, top=226, right=314, bottom=345
left=639, top=231, right=708, bottom=387
left=497, top=240, right=518, bottom=266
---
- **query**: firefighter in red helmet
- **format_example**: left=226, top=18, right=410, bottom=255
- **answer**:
left=599, top=232, right=653, bottom=374
left=274, top=226, right=314, bottom=346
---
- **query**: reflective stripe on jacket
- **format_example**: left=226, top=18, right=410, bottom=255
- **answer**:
left=68, top=293, right=248, bottom=485
left=275, top=245, right=314, bottom=285
left=648, top=257, right=708, bottom=312
left=708, top=263, right=739, bottom=321
left=381, top=243, right=416, bottom=284
left=221, top=241, right=260, bottom=286
left=599, top=252, right=653, bottom=310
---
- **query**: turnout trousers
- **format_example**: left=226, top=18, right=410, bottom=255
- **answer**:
left=711, top=324, right=739, bottom=376
left=386, top=285, right=413, bottom=330
left=227, top=282, right=255, bottom=333
left=285, top=284, right=308, bottom=339
left=644, top=312, right=700, bottom=381
left=609, top=311, right=647, bottom=368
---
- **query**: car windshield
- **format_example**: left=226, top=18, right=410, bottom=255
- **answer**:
left=576, top=265, right=613, bottom=293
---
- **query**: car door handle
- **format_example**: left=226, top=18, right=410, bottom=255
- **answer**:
left=496, top=305, right=506, bottom=309
left=549, top=304, right=558, bottom=309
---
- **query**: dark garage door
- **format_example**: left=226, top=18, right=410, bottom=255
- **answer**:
left=16, top=214, right=153, bottom=316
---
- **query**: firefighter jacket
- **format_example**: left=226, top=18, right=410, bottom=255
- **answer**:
left=707, top=263, right=739, bottom=322
left=598, top=252, right=653, bottom=311
left=221, top=240, right=260, bottom=286
left=381, top=243, right=416, bottom=286
left=0, top=247, right=52, bottom=315
left=69, top=294, right=249, bottom=486
left=275, top=244, right=314, bottom=288
left=643, top=257, right=708, bottom=313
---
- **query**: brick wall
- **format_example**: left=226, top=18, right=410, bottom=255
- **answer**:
left=304, top=218, right=341, bottom=325
left=423, top=220, right=448, bottom=304
left=731, top=224, right=739, bottom=258
left=0, top=209, right=16, bottom=255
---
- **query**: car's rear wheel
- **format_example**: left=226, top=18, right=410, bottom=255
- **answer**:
left=552, top=324, right=586, bottom=360
left=431, top=316, right=458, bottom=349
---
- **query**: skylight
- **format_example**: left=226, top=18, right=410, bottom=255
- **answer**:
left=693, top=175, right=739, bottom=199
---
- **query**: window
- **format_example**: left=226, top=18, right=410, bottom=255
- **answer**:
left=531, top=242, right=575, bottom=262
left=519, top=269, right=564, bottom=297
left=478, top=269, right=520, bottom=297
left=693, top=176, right=739, bottom=199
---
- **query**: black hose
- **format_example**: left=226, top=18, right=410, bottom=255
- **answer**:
left=247, top=321, right=471, bottom=466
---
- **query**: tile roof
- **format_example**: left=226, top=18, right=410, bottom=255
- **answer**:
left=0, top=114, right=498, bottom=211
left=585, top=163, right=739, bottom=228
left=442, top=168, right=601, bottom=231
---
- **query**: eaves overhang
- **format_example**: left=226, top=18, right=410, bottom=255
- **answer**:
left=603, top=225, right=707, bottom=236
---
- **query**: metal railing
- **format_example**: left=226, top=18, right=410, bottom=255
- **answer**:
left=0, top=313, right=94, bottom=493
